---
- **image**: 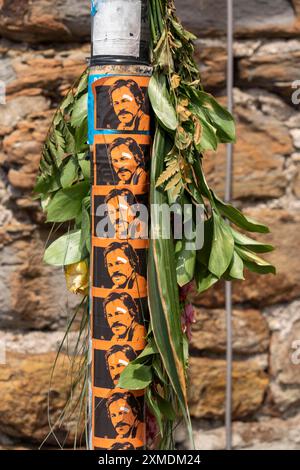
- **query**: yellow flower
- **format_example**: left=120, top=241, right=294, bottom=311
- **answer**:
left=64, top=261, right=89, bottom=296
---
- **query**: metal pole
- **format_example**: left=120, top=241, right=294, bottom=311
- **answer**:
left=225, top=0, right=234, bottom=451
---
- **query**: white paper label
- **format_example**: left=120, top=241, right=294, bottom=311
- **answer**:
left=93, top=0, right=142, bottom=57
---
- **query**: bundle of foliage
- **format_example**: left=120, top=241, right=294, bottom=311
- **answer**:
left=35, top=0, right=275, bottom=449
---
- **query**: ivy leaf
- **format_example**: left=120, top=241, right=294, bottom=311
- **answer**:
left=46, top=181, right=89, bottom=223
left=44, top=230, right=83, bottom=266
left=70, top=92, right=88, bottom=128
left=209, top=211, right=234, bottom=278
left=60, top=157, right=78, bottom=188
left=149, top=73, right=178, bottom=131
left=118, top=363, right=153, bottom=390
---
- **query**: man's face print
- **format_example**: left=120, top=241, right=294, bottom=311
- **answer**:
left=106, top=195, right=136, bottom=237
left=110, top=144, right=139, bottom=184
left=105, top=298, right=133, bottom=336
left=105, top=248, right=133, bottom=287
left=108, top=398, right=136, bottom=437
left=109, top=442, right=135, bottom=450
left=111, top=86, right=140, bottom=126
left=107, top=350, right=130, bottom=385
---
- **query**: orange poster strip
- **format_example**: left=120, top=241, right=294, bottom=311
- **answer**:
left=92, top=76, right=150, bottom=132
left=92, top=133, right=151, bottom=187
left=90, top=72, right=151, bottom=450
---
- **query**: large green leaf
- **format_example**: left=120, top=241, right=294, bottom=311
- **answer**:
left=152, top=355, right=168, bottom=385
left=151, top=127, right=185, bottom=367
left=44, top=230, right=83, bottom=266
left=189, top=89, right=236, bottom=143
left=208, top=211, right=234, bottom=278
left=235, top=245, right=276, bottom=275
left=78, top=153, right=90, bottom=180
left=212, top=192, right=270, bottom=233
left=148, top=247, right=193, bottom=440
left=46, top=181, right=89, bottom=223
left=231, top=227, right=274, bottom=253
left=195, top=262, right=219, bottom=293
left=197, top=217, right=213, bottom=266
left=192, top=157, right=213, bottom=200
left=229, top=250, right=245, bottom=280
left=196, top=118, right=218, bottom=152
left=118, top=363, right=153, bottom=390
left=70, top=92, right=88, bottom=128
left=49, top=129, right=65, bottom=165
left=60, top=157, right=78, bottom=188
left=175, top=239, right=196, bottom=287
left=149, top=125, right=194, bottom=446
left=132, top=342, right=158, bottom=364
left=148, top=73, right=178, bottom=131
left=34, top=169, right=61, bottom=196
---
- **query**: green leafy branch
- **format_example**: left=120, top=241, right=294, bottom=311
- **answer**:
left=130, top=0, right=275, bottom=449
left=35, top=69, right=90, bottom=268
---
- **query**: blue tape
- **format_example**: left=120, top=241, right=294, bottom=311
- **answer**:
left=91, top=0, right=98, bottom=16
left=88, top=73, right=107, bottom=145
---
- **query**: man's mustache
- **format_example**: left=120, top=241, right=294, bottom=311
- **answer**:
left=118, top=109, right=133, bottom=118
left=116, top=421, right=130, bottom=430
left=117, top=167, right=132, bottom=175
left=112, top=321, right=126, bottom=329
left=111, top=271, right=126, bottom=279
left=112, top=373, right=120, bottom=382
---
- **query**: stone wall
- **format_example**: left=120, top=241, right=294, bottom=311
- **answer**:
left=0, top=0, right=300, bottom=450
